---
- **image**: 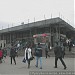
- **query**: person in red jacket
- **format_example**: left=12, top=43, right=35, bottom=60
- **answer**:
left=0, top=48, right=3, bottom=63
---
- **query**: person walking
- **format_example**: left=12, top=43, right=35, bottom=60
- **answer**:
left=10, top=45, right=16, bottom=65
left=35, top=43, right=42, bottom=69
left=48, top=42, right=50, bottom=51
left=24, top=45, right=32, bottom=69
left=54, top=42, right=67, bottom=69
left=3, top=48, right=7, bottom=58
left=45, top=43, right=50, bottom=58
left=61, top=42, right=66, bottom=58
left=68, top=40, right=73, bottom=52
left=0, top=48, right=3, bottom=63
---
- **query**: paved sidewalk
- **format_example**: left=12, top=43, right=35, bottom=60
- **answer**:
left=0, top=56, right=75, bottom=75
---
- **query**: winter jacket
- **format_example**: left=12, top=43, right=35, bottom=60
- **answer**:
left=54, top=46, right=62, bottom=58
left=10, top=48, right=16, bottom=57
left=24, top=48, right=32, bottom=60
left=35, top=46, right=42, bottom=57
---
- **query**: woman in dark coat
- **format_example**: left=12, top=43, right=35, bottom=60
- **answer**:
left=10, top=46, right=16, bottom=65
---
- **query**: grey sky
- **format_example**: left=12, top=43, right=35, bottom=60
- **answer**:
left=0, top=0, right=74, bottom=29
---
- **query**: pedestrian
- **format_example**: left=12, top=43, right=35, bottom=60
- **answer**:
left=45, top=43, right=50, bottom=58
left=68, top=40, right=73, bottom=52
left=3, top=48, right=7, bottom=58
left=10, top=45, right=16, bottom=65
left=62, top=42, right=66, bottom=58
left=54, top=42, right=67, bottom=69
left=0, top=48, right=3, bottom=63
left=35, top=43, right=42, bottom=69
left=15, top=47, right=18, bottom=57
left=17, top=43, right=20, bottom=51
left=24, top=45, right=32, bottom=69
left=48, top=42, right=50, bottom=51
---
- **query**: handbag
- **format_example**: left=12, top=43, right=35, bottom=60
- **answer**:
left=29, top=56, right=34, bottom=60
left=22, top=58, right=26, bottom=63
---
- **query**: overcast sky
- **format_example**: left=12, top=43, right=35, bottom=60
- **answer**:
left=0, top=0, right=74, bottom=29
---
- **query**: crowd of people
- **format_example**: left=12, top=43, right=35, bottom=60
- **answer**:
left=0, top=39, right=74, bottom=70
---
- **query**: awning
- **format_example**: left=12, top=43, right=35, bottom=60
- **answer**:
left=41, top=33, right=47, bottom=37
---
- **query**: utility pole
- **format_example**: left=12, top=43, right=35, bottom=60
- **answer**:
left=44, top=15, right=46, bottom=26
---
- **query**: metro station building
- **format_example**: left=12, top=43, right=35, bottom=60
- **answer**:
left=0, top=17, right=75, bottom=48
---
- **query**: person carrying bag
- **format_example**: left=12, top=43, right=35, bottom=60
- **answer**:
left=24, top=45, right=32, bottom=69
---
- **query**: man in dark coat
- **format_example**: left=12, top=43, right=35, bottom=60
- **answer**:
left=10, top=46, right=16, bottom=65
left=54, top=42, right=67, bottom=69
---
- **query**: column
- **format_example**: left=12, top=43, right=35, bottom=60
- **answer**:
left=49, top=26, right=51, bottom=46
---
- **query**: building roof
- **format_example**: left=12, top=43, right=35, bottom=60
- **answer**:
left=0, top=17, right=75, bottom=34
